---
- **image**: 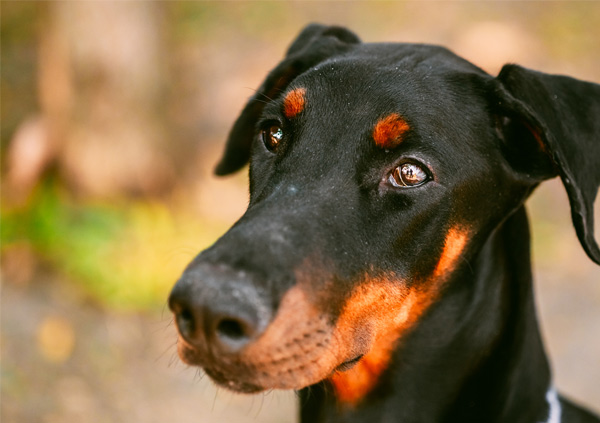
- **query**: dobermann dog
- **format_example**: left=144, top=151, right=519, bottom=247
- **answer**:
left=169, top=24, right=600, bottom=422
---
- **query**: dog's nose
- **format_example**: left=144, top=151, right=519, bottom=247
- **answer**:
left=168, top=268, right=271, bottom=353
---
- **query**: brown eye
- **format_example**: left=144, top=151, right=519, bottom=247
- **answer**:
left=261, top=125, right=283, bottom=152
left=389, top=162, right=429, bottom=188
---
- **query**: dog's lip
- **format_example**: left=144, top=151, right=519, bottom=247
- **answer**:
left=334, top=354, right=364, bottom=372
left=206, top=355, right=364, bottom=392
left=178, top=341, right=264, bottom=392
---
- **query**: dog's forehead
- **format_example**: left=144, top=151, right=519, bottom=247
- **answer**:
left=299, top=43, right=484, bottom=92
left=276, top=51, right=489, bottom=156
left=284, top=46, right=488, bottom=125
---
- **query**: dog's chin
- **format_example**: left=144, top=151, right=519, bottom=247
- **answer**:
left=204, top=367, right=265, bottom=394
left=203, top=355, right=365, bottom=394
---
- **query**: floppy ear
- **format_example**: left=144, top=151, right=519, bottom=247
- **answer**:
left=214, top=24, right=361, bottom=176
left=493, top=64, right=600, bottom=264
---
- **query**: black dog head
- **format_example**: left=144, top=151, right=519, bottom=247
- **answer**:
left=169, top=24, right=600, bottom=401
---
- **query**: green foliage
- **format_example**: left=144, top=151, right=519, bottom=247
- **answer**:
left=1, top=181, right=229, bottom=311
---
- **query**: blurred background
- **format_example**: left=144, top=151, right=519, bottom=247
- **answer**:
left=1, top=2, right=599, bottom=422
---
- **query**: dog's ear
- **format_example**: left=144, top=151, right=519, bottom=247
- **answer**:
left=493, top=64, right=600, bottom=264
left=214, top=24, right=361, bottom=176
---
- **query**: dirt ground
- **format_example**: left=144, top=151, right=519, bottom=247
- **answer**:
left=1, top=277, right=297, bottom=423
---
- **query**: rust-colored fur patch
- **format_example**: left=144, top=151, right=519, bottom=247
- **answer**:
left=433, top=226, right=469, bottom=279
left=328, top=274, right=448, bottom=405
left=373, top=113, right=410, bottom=149
left=329, top=227, right=470, bottom=405
left=283, top=88, right=307, bottom=119
left=329, top=285, right=421, bottom=404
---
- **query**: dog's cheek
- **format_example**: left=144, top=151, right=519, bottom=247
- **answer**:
left=328, top=227, right=470, bottom=405
left=327, top=279, right=423, bottom=404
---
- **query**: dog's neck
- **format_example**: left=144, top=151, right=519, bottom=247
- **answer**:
left=300, top=206, right=552, bottom=423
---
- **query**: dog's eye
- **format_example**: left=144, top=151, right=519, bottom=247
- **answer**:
left=389, top=162, right=429, bottom=188
left=261, top=126, right=283, bottom=152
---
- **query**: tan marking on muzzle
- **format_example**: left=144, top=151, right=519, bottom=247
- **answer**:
left=239, top=284, right=339, bottom=389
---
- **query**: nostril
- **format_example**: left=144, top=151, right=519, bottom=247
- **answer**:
left=175, top=308, right=196, bottom=339
left=217, top=318, right=249, bottom=341
left=214, top=316, right=255, bottom=350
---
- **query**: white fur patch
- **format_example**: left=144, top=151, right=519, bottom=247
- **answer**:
left=541, top=388, right=561, bottom=423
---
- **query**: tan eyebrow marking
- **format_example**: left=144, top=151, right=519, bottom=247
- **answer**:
left=373, top=113, right=410, bottom=149
left=283, top=88, right=307, bottom=119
